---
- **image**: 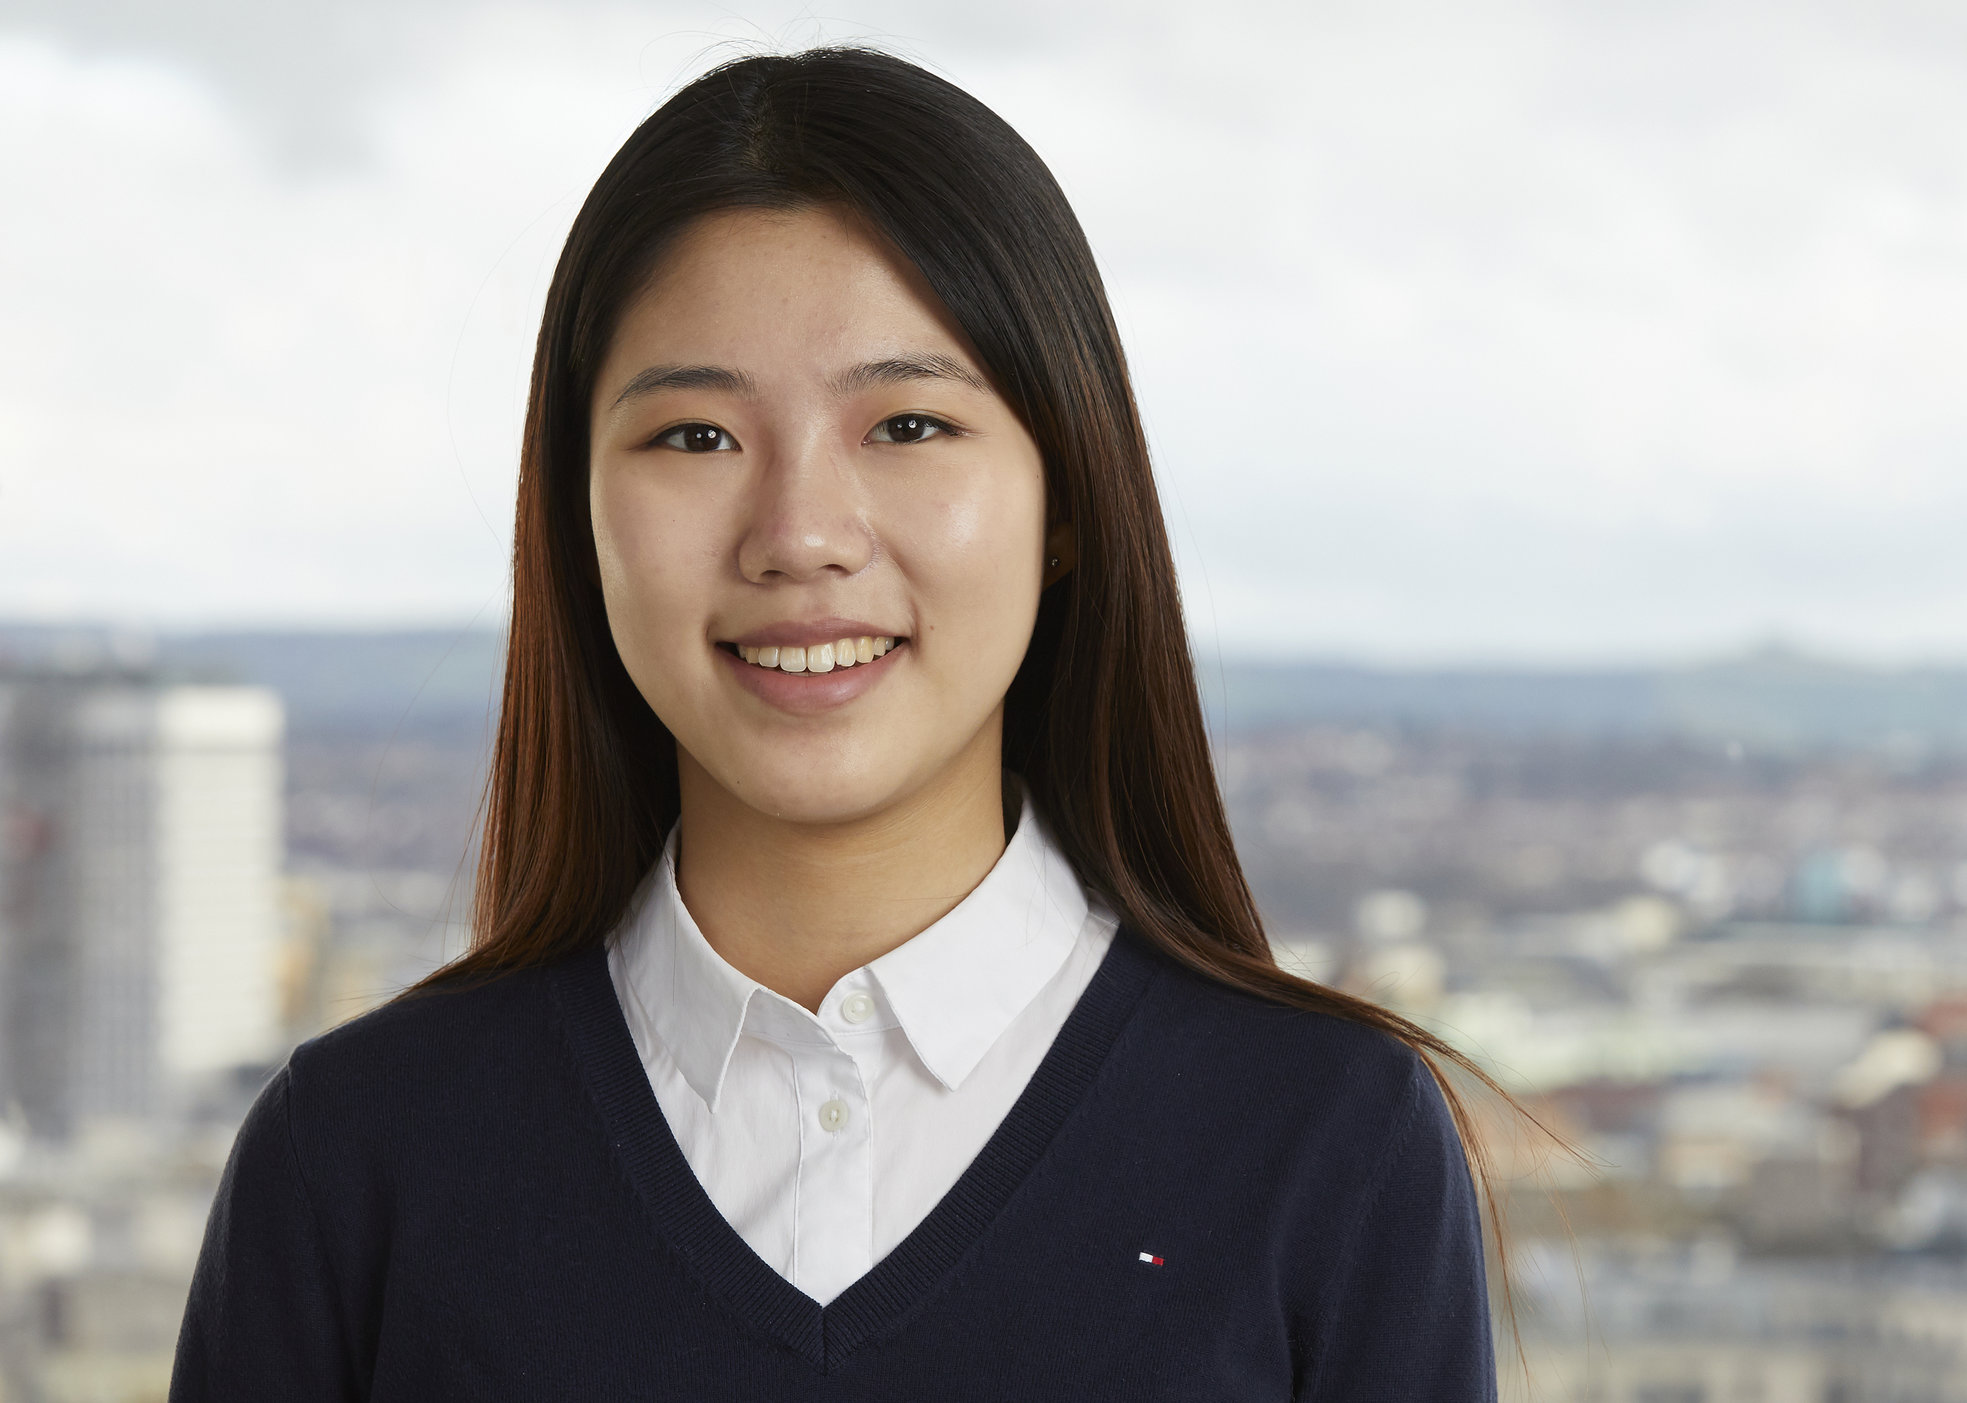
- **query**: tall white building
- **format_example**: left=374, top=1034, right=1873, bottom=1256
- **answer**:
left=0, top=677, right=284, bottom=1138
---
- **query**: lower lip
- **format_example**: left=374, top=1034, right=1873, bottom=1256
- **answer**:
left=719, top=642, right=906, bottom=715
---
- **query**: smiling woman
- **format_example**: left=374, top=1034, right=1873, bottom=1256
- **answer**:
left=591, top=205, right=1050, bottom=822
left=588, top=204, right=1058, bottom=1004
left=170, top=46, right=1508, bottom=1402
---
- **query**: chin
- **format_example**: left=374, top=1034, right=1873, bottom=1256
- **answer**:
left=734, top=765, right=917, bottom=827
left=674, top=691, right=999, bottom=829
left=681, top=730, right=915, bottom=824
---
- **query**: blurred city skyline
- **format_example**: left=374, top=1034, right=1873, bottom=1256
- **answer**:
left=14, top=620, right=1967, bottom=1396
left=3, top=0, right=1965, bottom=663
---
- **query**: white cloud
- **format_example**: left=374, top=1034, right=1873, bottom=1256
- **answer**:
left=2, top=0, right=1964, bottom=659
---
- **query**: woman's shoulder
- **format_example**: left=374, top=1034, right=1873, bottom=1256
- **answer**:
left=1131, top=936, right=1453, bottom=1151
left=301, top=957, right=558, bottom=1063
left=275, top=956, right=576, bottom=1144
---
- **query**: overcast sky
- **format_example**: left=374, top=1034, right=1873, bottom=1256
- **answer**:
left=2, top=0, right=1963, bottom=662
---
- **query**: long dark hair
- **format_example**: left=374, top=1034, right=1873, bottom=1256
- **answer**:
left=415, top=44, right=1548, bottom=1351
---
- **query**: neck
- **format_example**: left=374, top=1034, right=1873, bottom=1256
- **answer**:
left=673, top=729, right=1010, bottom=1012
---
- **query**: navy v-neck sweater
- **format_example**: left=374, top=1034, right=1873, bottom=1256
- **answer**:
left=170, top=931, right=1496, bottom=1400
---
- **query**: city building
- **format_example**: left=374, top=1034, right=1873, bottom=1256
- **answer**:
left=0, top=675, right=285, bottom=1141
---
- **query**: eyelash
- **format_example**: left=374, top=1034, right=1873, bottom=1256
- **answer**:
left=652, top=423, right=737, bottom=453
left=648, top=414, right=966, bottom=454
left=867, top=413, right=964, bottom=444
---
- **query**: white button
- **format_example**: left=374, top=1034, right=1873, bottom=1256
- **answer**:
left=840, top=992, right=876, bottom=1025
left=818, top=1098, right=851, bottom=1133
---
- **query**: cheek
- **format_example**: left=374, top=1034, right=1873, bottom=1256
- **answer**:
left=590, top=471, right=719, bottom=646
left=892, top=466, right=1046, bottom=649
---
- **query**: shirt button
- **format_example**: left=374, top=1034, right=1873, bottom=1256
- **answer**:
left=818, top=1099, right=851, bottom=1133
left=840, top=992, right=875, bottom=1025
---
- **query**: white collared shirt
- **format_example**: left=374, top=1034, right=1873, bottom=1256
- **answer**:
left=606, top=788, right=1118, bottom=1306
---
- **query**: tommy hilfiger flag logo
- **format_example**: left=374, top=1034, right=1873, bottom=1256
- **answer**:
left=1137, top=1252, right=1164, bottom=1266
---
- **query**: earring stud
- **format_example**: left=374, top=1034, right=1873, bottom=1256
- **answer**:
left=1048, top=557, right=1060, bottom=568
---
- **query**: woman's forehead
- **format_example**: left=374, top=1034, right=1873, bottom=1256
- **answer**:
left=601, top=207, right=985, bottom=396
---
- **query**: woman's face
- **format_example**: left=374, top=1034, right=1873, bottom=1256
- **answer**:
left=588, top=206, right=1050, bottom=825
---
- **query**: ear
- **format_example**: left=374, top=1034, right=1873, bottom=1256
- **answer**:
left=1042, top=521, right=1077, bottom=589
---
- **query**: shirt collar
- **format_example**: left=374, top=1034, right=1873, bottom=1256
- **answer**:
left=610, top=779, right=1090, bottom=1109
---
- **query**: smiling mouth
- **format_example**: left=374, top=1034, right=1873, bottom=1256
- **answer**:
left=720, top=635, right=904, bottom=674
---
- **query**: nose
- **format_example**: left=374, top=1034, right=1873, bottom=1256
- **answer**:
left=736, top=433, right=875, bottom=584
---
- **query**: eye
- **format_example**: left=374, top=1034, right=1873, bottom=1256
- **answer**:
left=654, top=422, right=738, bottom=453
left=868, top=413, right=957, bottom=445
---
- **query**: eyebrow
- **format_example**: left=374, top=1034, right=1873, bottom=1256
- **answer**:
left=607, top=352, right=991, bottom=413
left=830, top=353, right=992, bottom=397
left=609, top=364, right=758, bottom=410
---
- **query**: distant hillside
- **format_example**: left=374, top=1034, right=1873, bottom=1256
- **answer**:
left=6, top=624, right=1966, bottom=751
left=0, top=623, right=503, bottom=731
left=161, top=629, right=504, bottom=730
left=1197, top=647, right=1967, bottom=751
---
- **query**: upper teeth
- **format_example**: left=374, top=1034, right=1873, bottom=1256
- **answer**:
left=740, top=636, right=896, bottom=673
